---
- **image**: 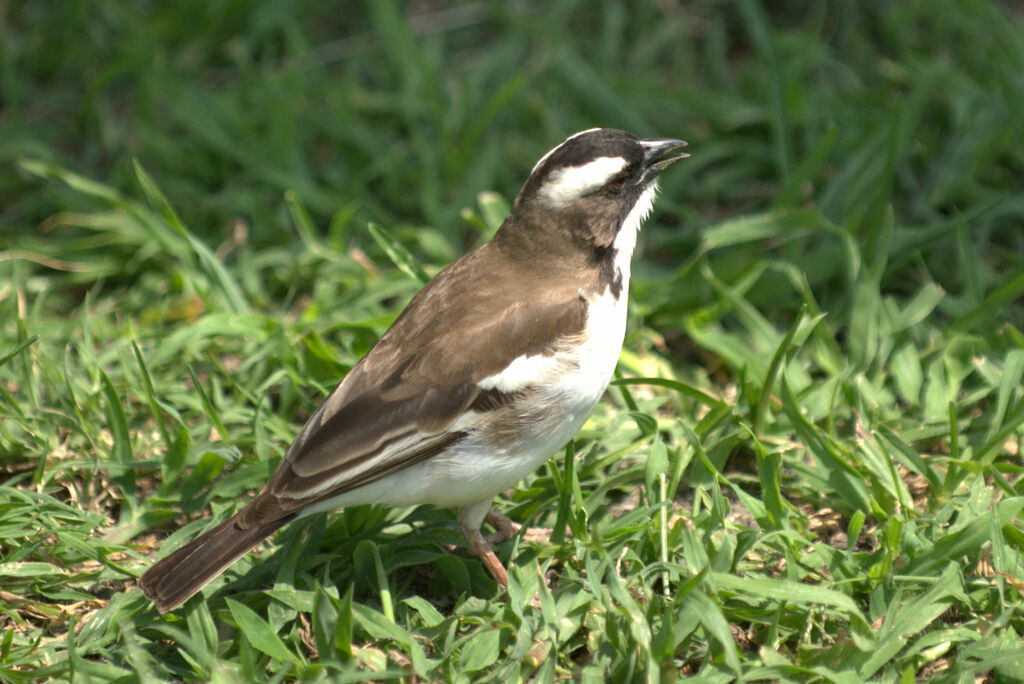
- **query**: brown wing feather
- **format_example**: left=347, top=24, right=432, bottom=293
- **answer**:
left=234, top=241, right=588, bottom=529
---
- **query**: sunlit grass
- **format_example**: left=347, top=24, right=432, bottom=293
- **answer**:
left=2, top=1, right=1023, bottom=681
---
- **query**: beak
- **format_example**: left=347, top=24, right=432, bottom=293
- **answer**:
left=640, top=138, right=689, bottom=179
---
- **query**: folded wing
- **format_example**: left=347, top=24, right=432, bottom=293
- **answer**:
left=238, top=244, right=588, bottom=528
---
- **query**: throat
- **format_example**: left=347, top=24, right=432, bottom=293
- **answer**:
left=595, top=245, right=626, bottom=299
left=593, top=182, right=657, bottom=299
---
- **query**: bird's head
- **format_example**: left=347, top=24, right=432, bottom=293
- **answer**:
left=507, top=128, right=688, bottom=250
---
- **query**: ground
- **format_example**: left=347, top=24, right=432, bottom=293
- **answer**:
left=1, top=2, right=1023, bottom=681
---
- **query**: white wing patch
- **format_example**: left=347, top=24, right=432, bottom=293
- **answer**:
left=477, top=353, right=558, bottom=393
left=538, top=156, right=628, bottom=209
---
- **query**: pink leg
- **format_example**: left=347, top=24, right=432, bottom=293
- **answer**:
left=458, top=502, right=509, bottom=588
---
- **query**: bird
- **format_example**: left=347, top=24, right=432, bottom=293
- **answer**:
left=139, top=127, right=688, bottom=612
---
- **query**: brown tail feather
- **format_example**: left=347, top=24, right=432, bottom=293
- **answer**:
left=139, top=513, right=293, bottom=612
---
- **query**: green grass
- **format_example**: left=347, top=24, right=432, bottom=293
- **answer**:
left=2, top=1, right=1024, bottom=681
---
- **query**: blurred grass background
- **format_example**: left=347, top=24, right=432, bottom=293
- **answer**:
left=2, top=1, right=1024, bottom=681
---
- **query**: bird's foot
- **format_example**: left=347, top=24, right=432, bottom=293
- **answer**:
left=484, top=510, right=555, bottom=545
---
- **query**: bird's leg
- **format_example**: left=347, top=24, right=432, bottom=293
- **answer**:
left=458, top=502, right=509, bottom=589
left=461, top=504, right=554, bottom=608
left=461, top=523, right=509, bottom=588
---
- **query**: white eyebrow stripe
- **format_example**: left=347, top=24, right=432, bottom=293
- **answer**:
left=538, top=156, right=628, bottom=208
left=530, top=127, right=603, bottom=175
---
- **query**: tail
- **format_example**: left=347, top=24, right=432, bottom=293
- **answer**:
left=139, top=513, right=293, bottom=612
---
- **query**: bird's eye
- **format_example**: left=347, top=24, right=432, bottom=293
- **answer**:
left=610, top=177, right=626, bottom=189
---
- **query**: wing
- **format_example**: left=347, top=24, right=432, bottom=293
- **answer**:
left=237, top=242, right=587, bottom=528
